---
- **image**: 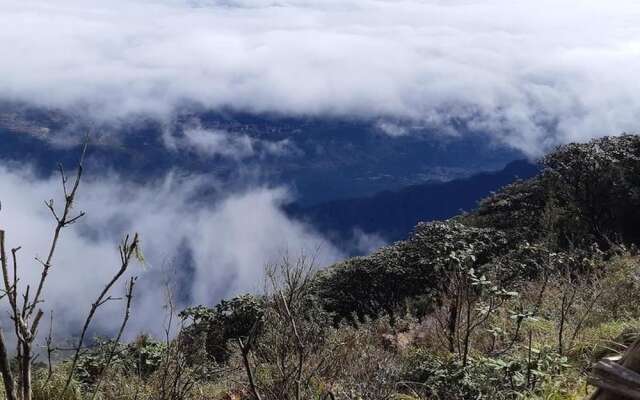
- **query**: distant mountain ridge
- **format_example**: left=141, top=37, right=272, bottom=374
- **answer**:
left=0, top=102, right=523, bottom=205
left=287, top=159, right=539, bottom=247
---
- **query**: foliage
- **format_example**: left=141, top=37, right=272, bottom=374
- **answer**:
left=179, top=294, right=265, bottom=363
left=541, top=135, right=640, bottom=246
left=241, top=257, right=338, bottom=400
left=31, top=367, right=83, bottom=400
left=471, top=176, right=547, bottom=240
left=75, top=336, right=167, bottom=385
left=316, top=221, right=510, bottom=323
left=402, top=348, right=571, bottom=400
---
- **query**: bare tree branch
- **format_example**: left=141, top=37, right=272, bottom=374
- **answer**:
left=90, top=277, right=138, bottom=400
left=64, top=233, right=140, bottom=392
left=28, top=143, right=87, bottom=320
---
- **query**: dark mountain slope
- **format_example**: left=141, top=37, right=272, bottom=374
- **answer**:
left=287, top=159, right=539, bottom=244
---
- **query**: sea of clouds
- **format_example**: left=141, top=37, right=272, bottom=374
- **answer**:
left=1, top=0, right=640, bottom=154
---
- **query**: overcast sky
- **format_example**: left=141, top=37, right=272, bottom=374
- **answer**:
left=1, top=0, right=640, bottom=154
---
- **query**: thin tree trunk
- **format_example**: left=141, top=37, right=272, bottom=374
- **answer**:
left=447, top=300, right=458, bottom=353
left=239, top=338, right=262, bottom=400
left=21, top=342, right=31, bottom=400
left=462, top=297, right=473, bottom=366
left=0, top=329, right=17, bottom=400
left=64, top=234, right=138, bottom=393
left=558, top=291, right=567, bottom=355
left=90, top=277, right=137, bottom=400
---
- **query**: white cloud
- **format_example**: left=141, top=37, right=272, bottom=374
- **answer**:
left=1, top=0, right=640, bottom=154
left=376, top=121, right=409, bottom=137
left=0, top=165, right=344, bottom=340
left=182, top=128, right=256, bottom=159
left=163, top=124, right=301, bottom=159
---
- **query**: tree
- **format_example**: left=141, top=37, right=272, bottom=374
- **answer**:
left=316, top=221, right=510, bottom=324
left=239, top=255, right=338, bottom=400
left=542, top=135, right=640, bottom=247
left=0, top=147, right=140, bottom=400
left=179, top=294, right=265, bottom=363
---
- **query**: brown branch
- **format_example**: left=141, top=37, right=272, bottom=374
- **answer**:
left=0, top=142, right=89, bottom=400
left=63, top=233, right=139, bottom=392
left=279, top=290, right=305, bottom=400
left=239, top=336, right=263, bottom=400
left=90, top=277, right=137, bottom=400
left=569, top=289, right=604, bottom=351
left=158, top=268, right=177, bottom=400
left=0, top=328, right=17, bottom=400
left=0, top=232, right=18, bottom=400
left=45, top=311, right=55, bottom=386
left=1, top=235, right=17, bottom=313
left=27, top=143, right=87, bottom=320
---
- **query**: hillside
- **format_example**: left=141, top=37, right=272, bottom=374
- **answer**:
left=2, top=135, right=640, bottom=400
left=287, top=159, right=539, bottom=245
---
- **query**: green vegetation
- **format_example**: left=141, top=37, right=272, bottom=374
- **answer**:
left=4, top=134, right=640, bottom=399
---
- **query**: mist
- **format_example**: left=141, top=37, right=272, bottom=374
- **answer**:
left=1, top=0, right=640, bottom=154
left=0, top=164, right=344, bottom=340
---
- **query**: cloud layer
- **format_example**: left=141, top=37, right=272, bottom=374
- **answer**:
left=0, top=165, right=343, bottom=339
left=1, top=0, right=640, bottom=154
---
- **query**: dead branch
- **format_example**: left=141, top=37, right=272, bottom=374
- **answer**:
left=44, top=311, right=54, bottom=386
left=90, top=276, right=138, bottom=400
left=64, top=233, right=140, bottom=392
left=28, top=143, right=87, bottom=320
left=0, top=328, right=17, bottom=400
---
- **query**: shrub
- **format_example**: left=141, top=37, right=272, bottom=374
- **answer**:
left=541, top=135, right=640, bottom=247
left=75, top=336, right=167, bottom=385
left=31, top=367, right=82, bottom=400
left=402, top=348, right=570, bottom=400
left=179, top=294, right=265, bottom=363
left=316, top=221, right=510, bottom=323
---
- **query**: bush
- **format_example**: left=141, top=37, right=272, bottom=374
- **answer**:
left=179, top=294, right=264, bottom=363
left=31, top=367, right=82, bottom=400
left=316, top=221, right=510, bottom=323
left=75, top=336, right=167, bottom=385
left=402, top=348, right=570, bottom=400
left=541, top=135, right=640, bottom=247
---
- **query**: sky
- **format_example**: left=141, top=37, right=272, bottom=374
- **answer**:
left=1, top=0, right=640, bottom=154
left=1, top=0, right=640, bottom=339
